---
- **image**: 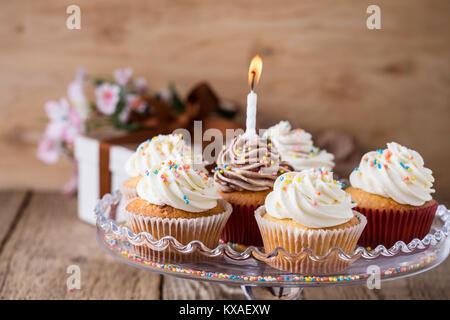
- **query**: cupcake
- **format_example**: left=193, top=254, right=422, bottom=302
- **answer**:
left=214, top=134, right=291, bottom=246
left=347, top=142, right=438, bottom=248
left=263, top=121, right=334, bottom=171
left=121, top=134, right=194, bottom=201
left=125, top=160, right=232, bottom=262
left=255, top=168, right=367, bottom=274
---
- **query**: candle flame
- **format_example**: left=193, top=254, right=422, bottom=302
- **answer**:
left=248, top=55, right=263, bottom=90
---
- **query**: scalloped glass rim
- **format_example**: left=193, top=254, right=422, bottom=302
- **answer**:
left=95, top=191, right=450, bottom=263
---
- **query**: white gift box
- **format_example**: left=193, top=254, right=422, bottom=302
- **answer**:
left=74, top=134, right=135, bottom=225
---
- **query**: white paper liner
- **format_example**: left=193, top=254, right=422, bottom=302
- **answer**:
left=125, top=199, right=232, bottom=263
left=254, top=206, right=367, bottom=275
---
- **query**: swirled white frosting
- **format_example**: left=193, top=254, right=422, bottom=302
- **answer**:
left=263, top=121, right=334, bottom=171
left=125, top=134, right=193, bottom=177
left=136, top=160, right=220, bottom=213
left=265, top=168, right=355, bottom=228
left=349, top=142, right=435, bottom=206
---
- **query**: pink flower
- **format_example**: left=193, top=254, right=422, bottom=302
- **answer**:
left=67, top=69, right=89, bottom=120
left=40, top=97, right=85, bottom=158
left=114, top=68, right=133, bottom=86
left=62, top=109, right=84, bottom=146
left=95, top=83, right=120, bottom=115
left=118, top=106, right=131, bottom=123
left=62, top=125, right=79, bottom=146
left=134, top=77, right=148, bottom=93
left=43, top=98, right=84, bottom=140
left=68, top=108, right=83, bottom=128
left=158, top=89, right=172, bottom=103
left=44, top=98, right=71, bottom=140
left=126, top=94, right=146, bottom=113
left=45, top=98, right=70, bottom=122
left=37, top=137, right=59, bottom=164
left=45, top=121, right=65, bottom=140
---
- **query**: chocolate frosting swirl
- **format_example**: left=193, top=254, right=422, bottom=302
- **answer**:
left=214, top=135, right=292, bottom=192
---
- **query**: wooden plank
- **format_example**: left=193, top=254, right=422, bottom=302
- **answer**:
left=303, top=285, right=379, bottom=300
left=0, top=0, right=449, bottom=200
left=0, top=192, right=161, bottom=299
left=0, top=191, right=28, bottom=246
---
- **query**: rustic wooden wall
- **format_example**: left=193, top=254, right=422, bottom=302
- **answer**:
left=1, top=0, right=449, bottom=199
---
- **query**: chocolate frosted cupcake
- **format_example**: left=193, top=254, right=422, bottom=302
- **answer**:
left=347, top=142, right=438, bottom=248
left=214, top=134, right=291, bottom=246
left=263, top=121, right=334, bottom=171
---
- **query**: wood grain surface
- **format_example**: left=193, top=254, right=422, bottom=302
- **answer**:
left=0, top=0, right=449, bottom=200
left=0, top=191, right=449, bottom=300
left=0, top=192, right=161, bottom=299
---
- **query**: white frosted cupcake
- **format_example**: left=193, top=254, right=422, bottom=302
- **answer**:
left=125, top=159, right=232, bottom=262
left=263, top=121, right=334, bottom=171
left=255, top=168, right=366, bottom=274
left=120, top=134, right=195, bottom=201
left=347, top=142, right=438, bottom=248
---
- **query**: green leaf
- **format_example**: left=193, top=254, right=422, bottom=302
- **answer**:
left=168, top=83, right=185, bottom=114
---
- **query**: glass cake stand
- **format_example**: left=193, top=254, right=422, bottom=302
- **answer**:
left=95, top=191, right=450, bottom=300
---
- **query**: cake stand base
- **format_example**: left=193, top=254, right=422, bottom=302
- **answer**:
left=241, top=286, right=303, bottom=300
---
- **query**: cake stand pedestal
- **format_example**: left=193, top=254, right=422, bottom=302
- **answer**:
left=95, top=192, right=450, bottom=300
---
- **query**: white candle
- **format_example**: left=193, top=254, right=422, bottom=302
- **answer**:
left=245, top=55, right=262, bottom=139
left=245, top=90, right=257, bottom=137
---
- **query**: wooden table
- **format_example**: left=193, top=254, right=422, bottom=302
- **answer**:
left=1, top=191, right=449, bottom=300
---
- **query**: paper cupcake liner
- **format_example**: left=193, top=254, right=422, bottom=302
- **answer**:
left=220, top=204, right=263, bottom=247
left=125, top=199, right=232, bottom=263
left=254, top=206, right=367, bottom=275
left=354, top=201, right=438, bottom=249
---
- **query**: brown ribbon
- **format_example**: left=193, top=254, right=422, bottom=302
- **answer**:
left=99, top=140, right=112, bottom=198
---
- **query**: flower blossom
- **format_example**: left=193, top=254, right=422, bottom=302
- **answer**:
left=134, top=77, right=148, bottom=93
left=67, top=67, right=89, bottom=120
left=114, top=68, right=133, bottom=86
left=126, top=94, right=146, bottom=113
left=95, top=83, right=120, bottom=115
left=38, top=98, right=84, bottom=163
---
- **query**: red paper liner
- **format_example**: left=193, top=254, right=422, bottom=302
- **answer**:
left=220, top=204, right=263, bottom=247
left=354, top=201, right=438, bottom=248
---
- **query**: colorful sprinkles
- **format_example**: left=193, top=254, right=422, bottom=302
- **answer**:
left=354, top=146, right=424, bottom=184
left=104, top=234, right=438, bottom=284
